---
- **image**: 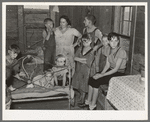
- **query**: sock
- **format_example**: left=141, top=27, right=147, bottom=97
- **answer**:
left=89, top=104, right=96, bottom=110
left=85, top=99, right=91, bottom=105
left=70, top=88, right=74, bottom=99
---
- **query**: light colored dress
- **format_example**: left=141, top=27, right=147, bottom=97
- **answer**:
left=55, top=27, right=81, bottom=75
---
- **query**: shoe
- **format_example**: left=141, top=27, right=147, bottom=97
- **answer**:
left=89, top=104, right=97, bottom=110
left=70, top=98, right=75, bottom=107
left=88, top=107, right=96, bottom=110
left=9, top=86, right=16, bottom=91
left=78, top=103, right=89, bottom=108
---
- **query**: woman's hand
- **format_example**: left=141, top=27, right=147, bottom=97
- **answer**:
left=78, top=59, right=87, bottom=64
left=77, top=38, right=82, bottom=46
left=93, top=73, right=104, bottom=80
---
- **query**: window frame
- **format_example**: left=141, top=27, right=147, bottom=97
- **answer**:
left=119, top=6, right=133, bottom=37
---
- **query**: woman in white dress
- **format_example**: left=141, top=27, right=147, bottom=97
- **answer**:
left=55, top=15, right=82, bottom=75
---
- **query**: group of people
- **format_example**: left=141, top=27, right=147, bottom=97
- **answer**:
left=42, top=14, right=128, bottom=110
left=5, top=14, right=128, bottom=110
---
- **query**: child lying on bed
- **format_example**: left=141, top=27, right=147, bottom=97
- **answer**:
left=31, top=71, right=54, bottom=88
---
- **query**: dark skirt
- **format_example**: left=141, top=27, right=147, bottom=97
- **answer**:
left=88, top=70, right=125, bottom=88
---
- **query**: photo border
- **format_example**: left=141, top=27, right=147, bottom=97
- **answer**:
left=1, top=0, right=149, bottom=121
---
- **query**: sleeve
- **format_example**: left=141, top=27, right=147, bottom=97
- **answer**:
left=116, top=49, right=127, bottom=59
left=102, top=46, right=110, bottom=57
left=72, top=28, right=82, bottom=37
left=64, top=69, right=68, bottom=74
left=95, top=29, right=103, bottom=42
left=86, top=52, right=95, bottom=68
left=83, top=28, right=86, bottom=34
left=42, top=30, right=47, bottom=39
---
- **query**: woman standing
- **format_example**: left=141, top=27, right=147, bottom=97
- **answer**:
left=55, top=15, right=82, bottom=75
left=83, top=14, right=103, bottom=76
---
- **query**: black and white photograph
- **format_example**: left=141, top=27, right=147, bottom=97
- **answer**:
left=3, top=2, right=148, bottom=120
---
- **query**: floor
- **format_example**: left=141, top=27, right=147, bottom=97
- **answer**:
left=10, top=91, right=89, bottom=110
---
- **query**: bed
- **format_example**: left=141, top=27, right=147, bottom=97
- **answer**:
left=11, top=53, right=72, bottom=110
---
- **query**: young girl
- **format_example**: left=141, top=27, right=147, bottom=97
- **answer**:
left=98, top=34, right=110, bottom=72
left=83, top=14, right=103, bottom=76
left=86, top=32, right=128, bottom=110
left=72, top=33, right=95, bottom=107
left=42, top=18, right=56, bottom=71
left=52, top=54, right=68, bottom=86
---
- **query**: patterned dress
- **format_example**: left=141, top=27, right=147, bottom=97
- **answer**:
left=72, top=47, right=94, bottom=93
left=83, top=27, right=103, bottom=76
left=55, top=27, right=81, bottom=75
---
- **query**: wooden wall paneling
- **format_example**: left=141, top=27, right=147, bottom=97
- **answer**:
left=111, top=6, right=115, bottom=32
left=72, top=6, right=86, bottom=33
left=6, top=5, right=19, bottom=52
left=49, top=6, right=55, bottom=27
left=6, top=5, right=18, bottom=38
left=113, top=6, right=121, bottom=33
left=93, top=6, right=112, bottom=34
left=18, top=5, right=25, bottom=53
left=128, top=6, right=137, bottom=74
left=23, top=7, right=49, bottom=51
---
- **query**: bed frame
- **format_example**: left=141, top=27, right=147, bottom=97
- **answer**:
left=11, top=54, right=72, bottom=110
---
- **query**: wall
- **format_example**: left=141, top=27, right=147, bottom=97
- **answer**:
left=132, top=6, right=145, bottom=75
left=55, top=6, right=113, bottom=34
left=6, top=5, right=18, bottom=51
left=93, top=6, right=113, bottom=34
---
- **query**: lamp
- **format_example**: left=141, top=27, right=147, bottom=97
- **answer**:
left=53, top=5, right=59, bottom=13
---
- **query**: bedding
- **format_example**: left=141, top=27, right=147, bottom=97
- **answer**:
left=11, top=61, right=71, bottom=100
left=11, top=85, right=70, bottom=99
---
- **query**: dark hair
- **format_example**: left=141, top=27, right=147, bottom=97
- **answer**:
left=108, top=32, right=120, bottom=46
left=102, top=33, right=108, bottom=39
left=59, top=15, right=71, bottom=26
left=44, top=18, right=54, bottom=26
left=81, top=33, right=93, bottom=47
left=82, top=33, right=92, bottom=40
left=85, top=14, right=96, bottom=25
left=9, top=44, right=20, bottom=54
left=44, top=18, right=54, bottom=34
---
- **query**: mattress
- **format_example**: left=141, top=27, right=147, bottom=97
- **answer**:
left=11, top=60, right=70, bottom=100
left=11, top=86, right=70, bottom=99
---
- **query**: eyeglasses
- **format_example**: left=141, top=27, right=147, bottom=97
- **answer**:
left=82, top=39, right=90, bottom=43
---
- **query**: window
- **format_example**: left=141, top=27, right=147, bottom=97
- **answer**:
left=24, top=5, right=49, bottom=10
left=119, top=6, right=132, bottom=36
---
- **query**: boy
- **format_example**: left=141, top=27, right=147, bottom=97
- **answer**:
left=6, top=44, right=21, bottom=91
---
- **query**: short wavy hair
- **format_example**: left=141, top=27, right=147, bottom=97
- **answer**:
left=59, top=15, right=71, bottom=26
left=85, top=14, right=96, bottom=25
left=9, top=44, right=20, bottom=54
left=108, top=32, right=120, bottom=46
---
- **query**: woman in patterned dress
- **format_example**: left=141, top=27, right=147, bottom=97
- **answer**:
left=55, top=15, right=82, bottom=75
